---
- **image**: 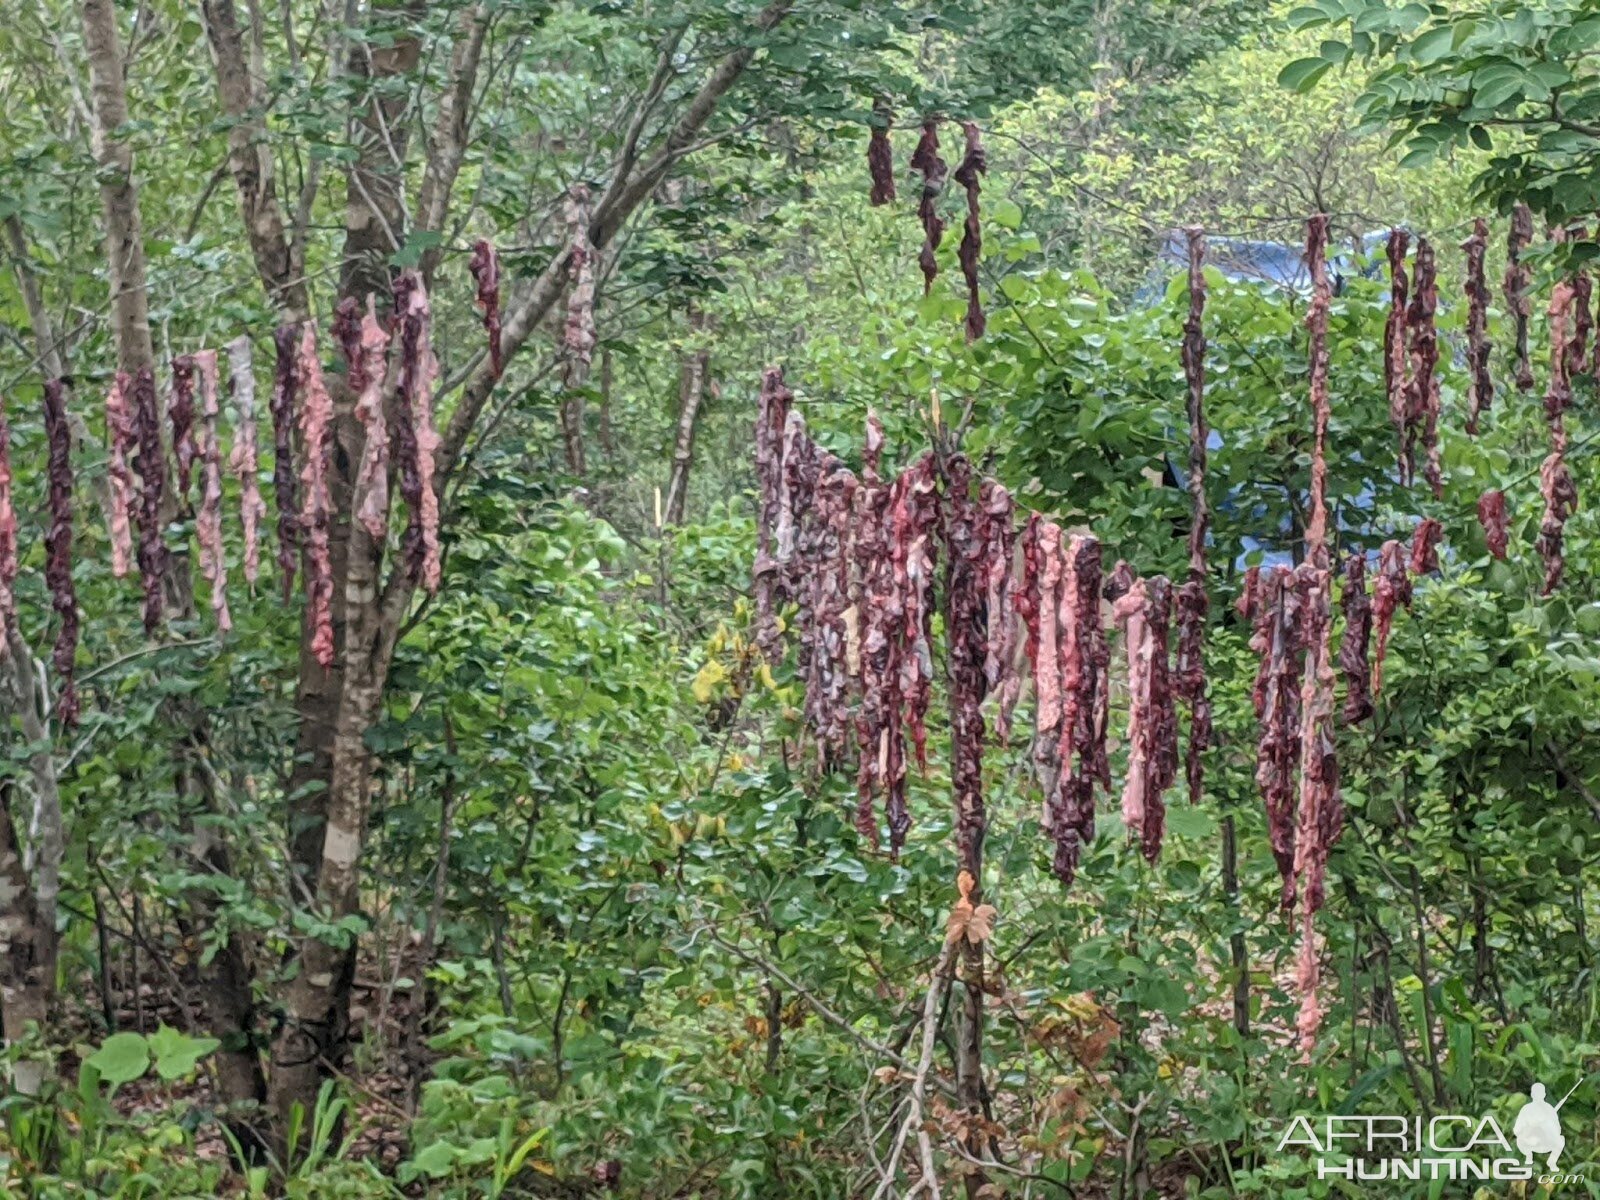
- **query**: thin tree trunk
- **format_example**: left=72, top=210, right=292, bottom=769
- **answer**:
left=598, top=348, right=616, bottom=459
left=267, top=0, right=794, bottom=1129
left=6, top=631, right=62, bottom=983
left=1221, top=813, right=1249, bottom=1038
left=0, top=779, right=49, bottom=1096
left=664, top=329, right=709, bottom=526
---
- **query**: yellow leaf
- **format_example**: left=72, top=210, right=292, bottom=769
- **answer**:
left=691, top=660, right=728, bottom=704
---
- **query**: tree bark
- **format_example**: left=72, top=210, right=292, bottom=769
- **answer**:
left=5, top=631, right=62, bottom=985
left=200, top=0, right=311, bottom=324
left=664, top=315, right=709, bottom=527
left=0, top=779, right=48, bottom=1097
left=415, top=4, right=490, bottom=285
left=80, top=0, right=156, bottom=377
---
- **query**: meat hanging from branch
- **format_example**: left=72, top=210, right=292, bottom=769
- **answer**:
left=892, top=454, right=940, bottom=778
left=42, top=379, right=79, bottom=728
left=1027, top=520, right=1065, bottom=833
left=103, top=371, right=137, bottom=578
left=1504, top=202, right=1535, bottom=392
left=131, top=366, right=167, bottom=635
left=1177, top=226, right=1212, bottom=806
left=980, top=481, right=1020, bottom=742
left=1573, top=271, right=1593, bottom=378
left=1240, top=566, right=1303, bottom=911
left=1478, top=489, right=1509, bottom=560
left=226, top=337, right=267, bottom=585
left=908, top=119, right=947, bottom=294
left=867, top=111, right=896, bottom=206
left=296, top=324, right=336, bottom=669
left=944, top=455, right=988, bottom=875
left=170, top=355, right=199, bottom=503
left=270, top=324, right=300, bottom=602
left=1409, top=517, right=1443, bottom=576
left=953, top=122, right=986, bottom=342
left=1539, top=280, right=1578, bottom=594
left=853, top=413, right=902, bottom=851
left=194, top=351, right=231, bottom=632
left=394, top=271, right=443, bottom=592
left=1369, top=539, right=1412, bottom=701
left=1462, top=218, right=1494, bottom=435
left=1048, top=532, right=1108, bottom=884
left=1295, top=213, right=1343, bottom=1052
left=1113, top=571, right=1176, bottom=865
left=562, top=185, right=597, bottom=379
left=1405, top=236, right=1443, bottom=499
left=468, top=239, right=504, bottom=379
left=0, top=400, right=14, bottom=633
left=342, top=299, right=392, bottom=543
left=1384, top=228, right=1411, bottom=470
left=803, top=453, right=858, bottom=767
left=1337, top=555, right=1373, bottom=724
left=752, top=367, right=793, bottom=658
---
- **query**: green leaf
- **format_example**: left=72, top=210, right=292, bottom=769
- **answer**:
left=1278, top=57, right=1333, bottom=93
left=87, top=1033, right=151, bottom=1087
left=1408, top=25, right=1455, bottom=65
left=990, top=198, right=1023, bottom=230
left=148, top=1025, right=220, bottom=1081
left=390, top=229, right=443, bottom=269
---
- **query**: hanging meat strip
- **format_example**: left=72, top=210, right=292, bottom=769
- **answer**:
left=0, top=400, right=14, bottom=633
left=344, top=299, right=392, bottom=542
left=1504, top=203, right=1535, bottom=392
left=1050, top=533, right=1107, bottom=884
left=1409, top=517, right=1443, bottom=576
left=1177, top=226, right=1212, bottom=806
left=867, top=113, right=896, bottom=206
left=270, top=324, right=300, bottom=602
left=1384, top=228, right=1410, bottom=471
left=854, top=413, right=900, bottom=851
left=1295, top=214, right=1343, bottom=1052
left=980, top=481, right=1020, bottom=741
left=468, top=239, right=504, bottom=379
left=1241, top=567, right=1303, bottom=910
left=1462, top=219, right=1493, bottom=435
left=170, top=355, right=199, bottom=503
left=804, top=455, right=858, bottom=767
left=753, top=367, right=793, bottom=658
left=1370, top=539, right=1412, bottom=700
left=953, top=122, right=986, bottom=342
left=1113, top=571, right=1175, bottom=864
left=296, top=324, right=336, bottom=668
left=944, top=455, right=988, bottom=874
left=1539, top=279, right=1577, bottom=594
left=193, top=351, right=231, bottom=632
left=1029, top=521, right=1065, bottom=832
left=1477, top=489, right=1509, bottom=560
left=908, top=119, right=947, bottom=294
left=563, top=185, right=597, bottom=375
left=394, top=270, right=443, bottom=592
left=42, top=380, right=79, bottom=727
left=131, top=366, right=166, bottom=635
left=1338, top=555, right=1373, bottom=724
left=1406, top=236, right=1443, bottom=499
left=893, top=455, right=940, bottom=777
left=226, top=338, right=267, bottom=585
left=104, top=371, right=137, bottom=578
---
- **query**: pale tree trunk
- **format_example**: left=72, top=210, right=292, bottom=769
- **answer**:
left=0, top=779, right=49, bottom=1097
left=81, top=0, right=268, bottom=1139
left=664, top=323, right=709, bottom=527
left=266, top=0, right=794, bottom=1128
left=6, top=633, right=62, bottom=984
left=561, top=393, right=588, bottom=477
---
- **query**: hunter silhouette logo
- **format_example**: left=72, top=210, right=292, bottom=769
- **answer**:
left=1514, top=1080, right=1579, bottom=1170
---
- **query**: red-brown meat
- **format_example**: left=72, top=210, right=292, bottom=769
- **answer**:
left=42, top=379, right=79, bottom=727
left=1477, top=489, right=1509, bottom=560
left=1462, top=218, right=1493, bottom=434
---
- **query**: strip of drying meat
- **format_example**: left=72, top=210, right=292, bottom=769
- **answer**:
left=1239, top=566, right=1302, bottom=910
left=0, top=400, right=14, bottom=633
left=1405, top=236, right=1443, bottom=499
left=227, top=337, right=267, bottom=585
left=394, top=270, right=443, bottom=592
left=1539, top=278, right=1577, bottom=594
left=953, top=122, right=986, bottom=342
left=468, top=239, right=504, bottom=379
left=131, top=366, right=167, bottom=635
left=867, top=109, right=895, bottom=206
left=1177, top=226, right=1212, bottom=806
left=562, top=185, right=597, bottom=378
left=1113, top=571, right=1175, bottom=865
left=908, top=119, right=947, bottom=294
left=1504, top=203, right=1535, bottom=392
left=43, top=379, right=79, bottom=727
left=1384, top=228, right=1411, bottom=472
left=104, top=372, right=137, bottom=578
left=270, top=324, right=300, bottom=601
left=1462, top=219, right=1493, bottom=435
left=1369, top=539, right=1412, bottom=700
left=944, top=455, right=988, bottom=875
left=1408, top=516, right=1443, bottom=576
left=803, top=454, right=858, bottom=767
left=194, top=351, right=231, bottom=632
left=853, top=414, right=901, bottom=852
left=1477, top=489, right=1508, bottom=560
left=1337, top=554, right=1373, bottom=724
left=893, top=455, right=940, bottom=779
left=1028, top=521, right=1065, bottom=836
left=344, top=300, right=392, bottom=542
left=1049, top=532, right=1106, bottom=884
left=296, top=324, right=336, bottom=669
left=170, top=355, right=199, bottom=504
